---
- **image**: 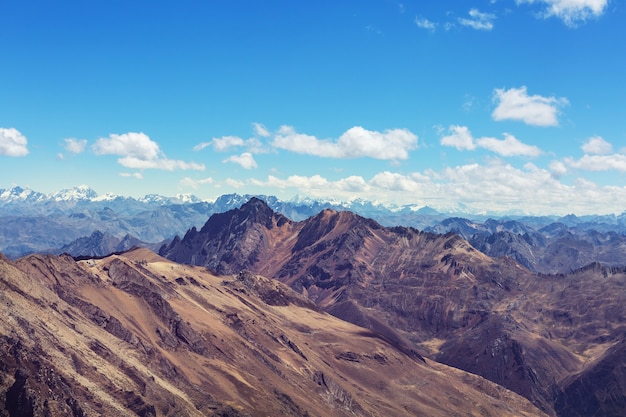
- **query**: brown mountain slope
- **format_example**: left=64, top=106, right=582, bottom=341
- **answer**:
left=0, top=249, right=547, bottom=417
left=160, top=198, right=626, bottom=416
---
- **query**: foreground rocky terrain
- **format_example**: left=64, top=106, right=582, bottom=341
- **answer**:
left=161, top=198, right=626, bottom=416
left=0, top=248, right=547, bottom=416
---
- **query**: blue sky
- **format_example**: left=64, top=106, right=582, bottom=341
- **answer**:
left=1, top=0, right=625, bottom=215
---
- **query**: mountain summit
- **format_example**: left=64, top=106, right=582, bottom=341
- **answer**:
left=161, top=198, right=626, bottom=416
left=0, top=249, right=546, bottom=417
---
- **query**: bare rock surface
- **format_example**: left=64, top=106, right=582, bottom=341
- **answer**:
left=0, top=248, right=546, bottom=416
left=161, top=198, right=626, bottom=416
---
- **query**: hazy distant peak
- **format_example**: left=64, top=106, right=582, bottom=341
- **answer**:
left=0, top=186, right=47, bottom=203
left=52, top=185, right=98, bottom=201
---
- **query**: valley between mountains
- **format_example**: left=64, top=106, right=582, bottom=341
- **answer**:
left=160, top=198, right=626, bottom=417
left=1, top=197, right=625, bottom=416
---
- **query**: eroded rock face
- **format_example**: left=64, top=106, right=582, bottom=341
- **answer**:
left=160, top=198, right=626, bottom=416
left=0, top=248, right=548, bottom=417
left=554, top=337, right=626, bottom=417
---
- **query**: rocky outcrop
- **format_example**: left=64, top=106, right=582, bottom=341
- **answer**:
left=161, top=198, right=292, bottom=275
left=160, top=198, right=626, bottom=416
left=0, top=249, right=547, bottom=417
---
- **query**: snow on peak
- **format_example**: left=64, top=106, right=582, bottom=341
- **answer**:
left=0, top=186, right=47, bottom=203
left=52, top=185, right=99, bottom=201
left=174, top=193, right=203, bottom=204
left=138, top=193, right=203, bottom=205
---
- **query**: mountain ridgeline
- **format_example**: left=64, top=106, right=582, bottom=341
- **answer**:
left=6, top=186, right=626, bottom=275
left=160, top=197, right=626, bottom=417
left=0, top=248, right=547, bottom=417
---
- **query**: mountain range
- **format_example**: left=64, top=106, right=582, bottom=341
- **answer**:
left=0, top=248, right=546, bottom=417
left=2, top=191, right=626, bottom=415
left=3, top=185, right=626, bottom=274
left=160, top=198, right=626, bottom=417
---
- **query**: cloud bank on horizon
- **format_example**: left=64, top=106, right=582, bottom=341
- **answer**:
left=1, top=0, right=624, bottom=215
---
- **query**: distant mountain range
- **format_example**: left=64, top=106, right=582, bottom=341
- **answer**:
left=3, top=185, right=626, bottom=274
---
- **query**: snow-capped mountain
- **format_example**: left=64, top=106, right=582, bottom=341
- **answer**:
left=51, top=185, right=99, bottom=201
left=4, top=184, right=626, bottom=274
left=0, top=186, right=48, bottom=204
left=139, top=193, right=205, bottom=205
left=0, top=185, right=207, bottom=211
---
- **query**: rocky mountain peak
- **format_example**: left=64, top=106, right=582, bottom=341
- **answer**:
left=0, top=250, right=551, bottom=417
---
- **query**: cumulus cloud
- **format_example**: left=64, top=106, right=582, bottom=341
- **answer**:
left=243, top=159, right=626, bottom=214
left=64, top=138, right=87, bottom=154
left=93, top=132, right=204, bottom=171
left=564, top=154, right=626, bottom=172
left=208, top=136, right=245, bottom=152
left=516, top=0, right=608, bottom=26
left=440, top=125, right=541, bottom=157
left=223, top=152, right=258, bottom=170
left=441, top=125, right=476, bottom=151
left=581, top=136, right=612, bottom=155
left=273, top=125, right=418, bottom=160
left=458, top=9, right=496, bottom=30
left=476, top=133, right=542, bottom=157
left=93, top=132, right=160, bottom=160
left=370, top=171, right=422, bottom=192
left=551, top=137, right=624, bottom=175
left=549, top=160, right=568, bottom=176
left=492, top=86, right=568, bottom=126
left=0, top=128, right=29, bottom=157
left=415, top=17, right=437, bottom=31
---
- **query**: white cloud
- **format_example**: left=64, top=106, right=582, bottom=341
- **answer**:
left=223, top=152, right=258, bottom=170
left=93, top=132, right=205, bottom=171
left=476, top=133, right=542, bottom=157
left=549, top=160, right=568, bottom=176
left=93, top=132, right=161, bottom=160
left=492, top=86, right=568, bottom=126
left=581, top=136, right=612, bottom=155
left=440, top=126, right=541, bottom=157
left=370, top=171, right=422, bottom=192
left=273, top=125, right=418, bottom=160
left=64, top=138, right=87, bottom=154
left=192, top=142, right=211, bottom=151
left=243, top=160, right=626, bottom=215
left=194, top=134, right=267, bottom=154
left=441, top=125, right=476, bottom=151
left=210, top=135, right=245, bottom=152
left=179, top=177, right=214, bottom=189
left=564, top=154, right=626, bottom=172
left=253, top=122, right=270, bottom=138
left=416, top=17, right=437, bottom=31
left=0, top=128, right=29, bottom=157
left=458, top=9, right=496, bottom=30
left=516, top=0, right=608, bottom=26
left=335, top=176, right=371, bottom=192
